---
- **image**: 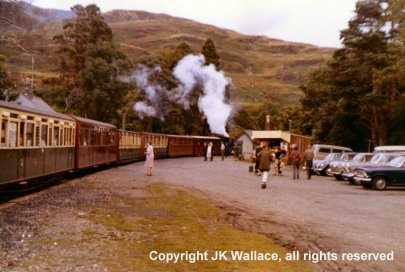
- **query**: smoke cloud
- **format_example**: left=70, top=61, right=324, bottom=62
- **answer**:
left=173, top=54, right=232, bottom=136
left=129, top=54, right=232, bottom=136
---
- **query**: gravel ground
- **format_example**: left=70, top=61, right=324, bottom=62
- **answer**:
left=137, top=157, right=405, bottom=272
left=0, top=157, right=404, bottom=272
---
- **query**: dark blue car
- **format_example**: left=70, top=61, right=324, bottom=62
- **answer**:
left=354, top=156, right=405, bottom=190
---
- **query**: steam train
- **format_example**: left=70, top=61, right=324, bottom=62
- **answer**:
left=0, top=100, right=221, bottom=189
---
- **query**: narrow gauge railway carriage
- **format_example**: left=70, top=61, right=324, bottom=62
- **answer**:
left=118, top=130, right=144, bottom=162
left=144, top=133, right=169, bottom=158
left=74, top=116, right=118, bottom=169
left=167, top=135, right=194, bottom=157
left=0, top=101, right=76, bottom=187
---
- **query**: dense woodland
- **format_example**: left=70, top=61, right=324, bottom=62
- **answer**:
left=0, top=0, right=404, bottom=150
left=300, top=0, right=405, bottom=150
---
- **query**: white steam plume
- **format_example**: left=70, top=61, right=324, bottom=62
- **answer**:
left=126, top=54, right=232, bottom=136
left=133, top=101, right=156, bottom=118
left=173, top=54, right=232, bottom=136
left=129, top=65, right=168, bottom=120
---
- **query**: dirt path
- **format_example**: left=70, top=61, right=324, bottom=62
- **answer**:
left=1, top=157, right=404, bottom=271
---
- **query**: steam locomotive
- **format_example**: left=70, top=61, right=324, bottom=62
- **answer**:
left=0, top=100, right=221, bottom=189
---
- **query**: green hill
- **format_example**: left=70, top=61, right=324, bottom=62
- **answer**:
left=1, top=7, right=333, bottom=109
left=104, top=10, right=333, bottom=108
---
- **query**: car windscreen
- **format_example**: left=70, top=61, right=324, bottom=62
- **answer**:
left=388, top=156, right=405, bottom=168
left=351, top=154, right=364, bottom=162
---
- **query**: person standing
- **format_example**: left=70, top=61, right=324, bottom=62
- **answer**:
left=203, top=142, right=208, bottom=161
left=254, top=142, right=262, bottom=175
left=207, top=142, right=213, bottom=161
left=145, top=142, right=154, bottom=176
left=289, top=146, right=301, bottom=180
left=220, top=141, right=225, bottom=161
left=273, top=146, right=281, bottom=176
left=258, top=141, right=271, bottom=189
left=303, top=144, right=314, bottom=179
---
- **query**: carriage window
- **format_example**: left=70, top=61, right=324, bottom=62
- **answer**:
left=81, top=128, right=87, bottom=146
left=35, top=124, right=40, bottom=146
left=48, top=126, right=53, bottom=146
left=41, top=124, right=48, bottom=146
left=88, top=129, right=93, bottom=145
left=53, top=126, right=59, bottom=146
left=63, top=127, right=68, bottom=146
left=26, top=123, right=34, bottom=147
left=1, top=119, right=7, bottom=146
left=19, top=122, right=25, bottom=147
left=110, top=132, right=114, bottom=145
left=9, top=122, right=18, bottom=147
left=67, top=128, right=72, bottom=146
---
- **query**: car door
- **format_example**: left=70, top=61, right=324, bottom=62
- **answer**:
left=394, top=164, right=405, bottom=185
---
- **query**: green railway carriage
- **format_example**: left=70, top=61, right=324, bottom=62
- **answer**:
left=0, top=100, right=76, bottom=187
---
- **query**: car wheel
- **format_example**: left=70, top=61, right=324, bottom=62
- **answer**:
left=333, top=174, right=343, bottom=181
left=342, top=174, right=349, bottom=181
left=348, top=178, right=356, bottom=185
left=372, top=177, right=387, bottom=190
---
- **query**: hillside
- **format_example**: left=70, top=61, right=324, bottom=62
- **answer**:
left=1, top=7, right=334, bottom=109
left=104, top=10, right=333, bottom=108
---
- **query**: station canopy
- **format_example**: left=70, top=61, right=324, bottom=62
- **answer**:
left=251, top=130, right=292, bottom=143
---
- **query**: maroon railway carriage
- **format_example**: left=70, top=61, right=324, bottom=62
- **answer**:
left=118, top=130, right=145, bottom=162
left=0, top=100, right=76, bottom=187
left=73, top=116, right=118, bottom=169
left=144, top=132, right=169, bottom=158
left=167, top=135, right=194, bottom=157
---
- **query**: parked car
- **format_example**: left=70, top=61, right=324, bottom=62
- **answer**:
left=312, top=144, right=353, bottom=174
left=326, top=152, right=356, bottom=177
left=331, top=153, right=373, bottom=181
left=342, top=153, right=403, bottom=184
left=354, top=156, right=405, bottom=190
left=315, top=153, right=342, bottom=176
left=373, top=145, right=405, bottom=154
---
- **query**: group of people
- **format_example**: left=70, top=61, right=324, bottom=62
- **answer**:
left=144, top=140, right=315, bottom=187
left=203, top=142, right=216, bottom=161
left=143, top=140, right=234, bottom=176
left=203, top=141, right=239, bottom=161
left=253, top=142, right=314, bottom=189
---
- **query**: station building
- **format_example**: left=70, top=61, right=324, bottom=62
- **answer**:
left=236, top=130, right=312, bottom=160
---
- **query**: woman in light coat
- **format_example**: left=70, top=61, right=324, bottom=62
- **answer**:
left=145, top=142, right=154, bottom=176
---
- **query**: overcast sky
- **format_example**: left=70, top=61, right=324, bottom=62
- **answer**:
left=33, top=0, right=358, bottom=48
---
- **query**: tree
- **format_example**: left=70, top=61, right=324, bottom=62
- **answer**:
left=42, top=4, right=132, bottom=125
left=299, top=0, right=405, bottom=150
left=0, top=55, right=18, bottom=100
left=77, top=42, right=132, bottom=123
left=201, top=38, right=220, bottom=68
left=53, top=4, right=113, bottom=76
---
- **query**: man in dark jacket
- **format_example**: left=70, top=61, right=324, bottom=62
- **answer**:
left=289, top=146, right=301, bottom=180
left=254, top=142, right=262, bottom=175
left=303, top=145, right=314, bottom=179
left=258, top=141, right=271, bottom=189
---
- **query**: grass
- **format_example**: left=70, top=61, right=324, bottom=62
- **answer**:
left=73, top=183, right=311, bottom=271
